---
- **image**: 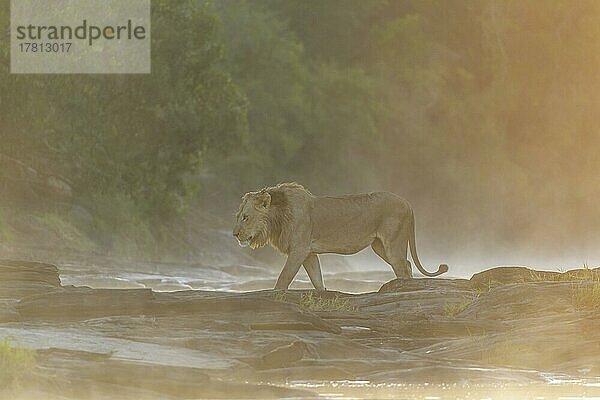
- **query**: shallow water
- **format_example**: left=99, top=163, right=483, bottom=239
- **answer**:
left=286, top=379, right=600, bottom=399
left=58, top=260, right=399, bottom=293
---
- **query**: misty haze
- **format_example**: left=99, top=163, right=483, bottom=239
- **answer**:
left=1, top=1, right=599, bottom=399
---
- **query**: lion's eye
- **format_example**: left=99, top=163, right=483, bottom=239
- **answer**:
left=242, top=214, right=248, bottom=222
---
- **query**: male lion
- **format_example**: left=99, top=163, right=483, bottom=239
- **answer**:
left=233, top=183, right=448, bottom=290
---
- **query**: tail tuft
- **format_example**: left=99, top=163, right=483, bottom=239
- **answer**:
left=439, top=264, right=449, bottom=274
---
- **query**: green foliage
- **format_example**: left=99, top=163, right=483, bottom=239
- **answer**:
left=30, top=212, right=94, bottom=250
left=0, top=338, right=36, bottom=389
left=81, top=193, right=155, bottom=256
left=266, top=0, right=379, bottom=65
left=214, top=1, right=382, bottom=192
left=0, top=0, right=246, bottom=221
left=2, top=0, right=600, bottom=259
left=214, top=0, right=308, bottom=188
left=372, top=13, right=436, bottom=84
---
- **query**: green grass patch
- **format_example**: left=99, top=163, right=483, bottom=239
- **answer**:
left=299, top=291, right=356, bottom=312
left=272, top=291, right=288, bottom=302
left=271, top=291, right=357, bottom=312
left=0, top=337, right=36, bottom=388
left=528, top=263, right=598, bottom=283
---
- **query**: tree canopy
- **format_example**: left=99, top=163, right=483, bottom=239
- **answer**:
left=1, top=1, right=598, bottom=260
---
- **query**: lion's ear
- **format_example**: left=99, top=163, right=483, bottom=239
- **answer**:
left=254, top=192, right=271, bottom=210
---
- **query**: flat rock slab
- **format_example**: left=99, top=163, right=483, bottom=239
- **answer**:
left=0, top=260, right=61, bottom=300
left=0, top=325, right=234, bottom=369
left=1, top=260, right=600, bottom=398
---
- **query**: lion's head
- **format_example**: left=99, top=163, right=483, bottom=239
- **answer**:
left=233, top=189, right=271, bottom=249
left=233, top=183, right=307, bottom=252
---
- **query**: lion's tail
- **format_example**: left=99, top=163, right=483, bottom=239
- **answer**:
left=408, top=210, right=448, bottom=277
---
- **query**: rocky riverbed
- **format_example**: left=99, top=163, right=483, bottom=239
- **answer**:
left=1, top=259, right=600, bottom=399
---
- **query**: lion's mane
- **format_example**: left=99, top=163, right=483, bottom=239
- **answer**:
left=250, top=182, right=308, bottom=252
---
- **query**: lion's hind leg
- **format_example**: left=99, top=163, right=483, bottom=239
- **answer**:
left=371, top=238, right=387, bottom=263
left=373, top=229, right=412, bottom=279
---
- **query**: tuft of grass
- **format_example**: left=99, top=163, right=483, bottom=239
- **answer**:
left=528, top=263, right=598, bottom=283
left=527, top=269, right=562, bottom=282
left=479, top=339, right=530, bottom=367
left=442, top=299, right=473, bottom=317
left=572, top=262, right=596, bottom=281
left=272, top=291, right=288, bottom=302
left=0, top=337, right=36, bottom=389
left=473, top=278, right=502, bottom=297
left=570, top=263, right=600, bottom=310
left=300, top=291, right=356, bottom=312
left=473, top=286, right=488, bottom=298
left=271, top=291, right=356, bottom=312
left=571, top=281, right=600, bottom=310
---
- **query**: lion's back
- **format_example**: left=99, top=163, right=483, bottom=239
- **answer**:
left=313, top=191, right=410, bottom=218
left=306, top=191, right=411, bottom=254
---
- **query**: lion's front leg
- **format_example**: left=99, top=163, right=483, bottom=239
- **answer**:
left=274, top=251, right=309, bottom=290
left=303, top=254, right=325, bottom=291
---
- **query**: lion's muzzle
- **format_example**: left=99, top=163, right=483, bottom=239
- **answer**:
left=234, top=232, right=254, bottom=247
